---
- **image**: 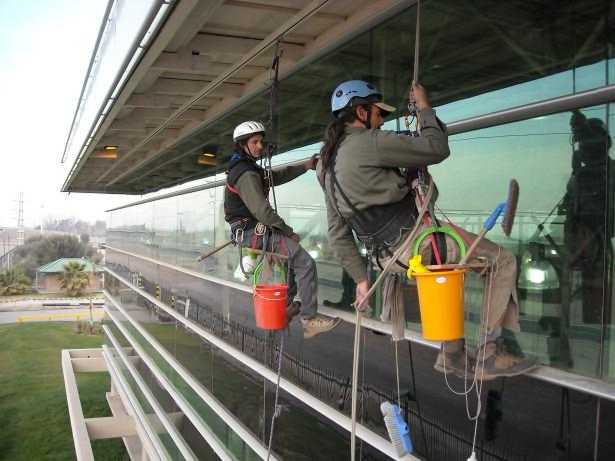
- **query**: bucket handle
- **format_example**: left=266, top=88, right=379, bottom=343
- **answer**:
left=412, top=226, right=466, bottom=259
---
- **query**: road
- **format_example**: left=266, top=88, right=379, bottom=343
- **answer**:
left=0, top=307, right=105, bottom=324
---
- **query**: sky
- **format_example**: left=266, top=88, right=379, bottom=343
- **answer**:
left=0, top=0, right=132, bottom=228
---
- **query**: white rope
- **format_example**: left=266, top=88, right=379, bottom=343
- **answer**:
left=440, top=247, right=502, bottom=461
left=266, top=332, right=285, bottom=461
left=468, top=248, right=502, bottom=453
left=350, top=310, right=362, bottom=461
left=395, top=341, right=401, bottom=408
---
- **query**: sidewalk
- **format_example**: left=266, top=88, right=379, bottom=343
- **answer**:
left=0, top=297, right=104, bottom=312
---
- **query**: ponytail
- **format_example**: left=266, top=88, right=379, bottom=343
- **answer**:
left=320, top=109, right=361, bottom=171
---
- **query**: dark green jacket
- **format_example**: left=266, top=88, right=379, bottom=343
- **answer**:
left=234, top=163, right=307, bottom=236
left=316, top=108, right=449, bottom=282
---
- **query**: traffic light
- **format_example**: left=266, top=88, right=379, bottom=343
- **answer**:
left=171, top=295, right=176, bottom=310
left=155, top=284, right=161, bottom=300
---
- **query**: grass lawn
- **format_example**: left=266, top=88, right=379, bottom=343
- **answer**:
left=0, top=322, right=128, bottom=460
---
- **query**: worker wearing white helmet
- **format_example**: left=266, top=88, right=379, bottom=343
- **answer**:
left=225, top=120, right=341, bottom=338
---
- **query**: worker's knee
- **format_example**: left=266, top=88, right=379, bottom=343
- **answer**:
left=494, top=247, right=517, bottom=273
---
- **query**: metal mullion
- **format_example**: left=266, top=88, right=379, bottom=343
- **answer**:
left=103, top=272, right=420, bottom=460
left=103, top=311, right=260, bottom=461
left=103, top=299, right=276, bottom=460
left=104, top=256, right=615, bottom=401
left=103, top=346, right=170, bottom=461
left=104, top=326, right=199, bottom=461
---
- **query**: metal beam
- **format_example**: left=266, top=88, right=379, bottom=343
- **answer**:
left=202, top=21, right=316, bottom=44
left=224, top=0, right=346, bottom=21
left=447, top=84, right=615, bottom=135
left=166, top=0, right=225, bottom=52
left=103, top=281, right=416, bottom=461
left=106, top=0, right=416, bottom=185
left=71, top=357, right=108, bottom=373
left=104, top=0, right=409, bottom=188
left=187, top=33, right=305, bottom=63
left=62, top=350, right=95, bottom=461
left=63, top=0, right=206, bottom=192
left=103, top=333, right=199, bottom=461
left=103, top=348, right=168, bottom=461
left=100, top=0, right=332, bottom=185
left=152, top=50, right=269, bottom=76
left=104, top=246, right=615, bottom=402
left=125, top=93, right=214, bottom=109
left=104, top=314, right=274, bottom=461
left=85, top=416, right=137, bottom=440
left=147, top=78, right=243, bottom=98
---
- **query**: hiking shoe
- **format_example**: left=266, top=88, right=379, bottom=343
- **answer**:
left=301, top=315, right=341, bottom=339
left=473, top=340, right=538, bottom=381
left=286, top=301, right=301, bottom=323
left=433, top=348, right=475, bottom=380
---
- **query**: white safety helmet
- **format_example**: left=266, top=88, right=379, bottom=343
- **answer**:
left=233, top=121, right=266, bottom=142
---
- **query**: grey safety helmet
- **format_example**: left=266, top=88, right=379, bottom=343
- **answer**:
left=330, top=80, right=396, bottom=118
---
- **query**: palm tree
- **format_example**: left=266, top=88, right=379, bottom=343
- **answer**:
left=0, top=268, right=31, bottom=296
left=60, top=261, right=90, bottom=297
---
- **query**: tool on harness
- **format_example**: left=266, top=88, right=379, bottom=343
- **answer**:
left=196, top=240, right=232, bottom=262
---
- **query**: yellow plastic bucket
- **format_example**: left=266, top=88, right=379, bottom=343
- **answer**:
left=413, top=269, right=466, bottom=341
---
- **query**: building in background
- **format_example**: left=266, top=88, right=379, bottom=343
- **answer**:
left=35, top=258, right=102, bottom=293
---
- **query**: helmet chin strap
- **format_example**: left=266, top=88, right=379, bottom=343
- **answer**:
left=242, top=143, right=258, bottom=160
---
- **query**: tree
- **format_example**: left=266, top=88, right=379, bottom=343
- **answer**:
left=0, top=268, right=31, bottom=296
left=13, top=235, right=93, bottom=279
left=59, top=261, right=90, bottom=297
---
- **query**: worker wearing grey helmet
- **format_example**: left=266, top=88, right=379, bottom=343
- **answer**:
left=316, top=80, right=536, bottom=379
left=225, top=121, right=341, bottom=338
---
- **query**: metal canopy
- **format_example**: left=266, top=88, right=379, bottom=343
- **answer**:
left=63, top=0, right=608, bottom=195
left=63, top=0, right=408, bottom=194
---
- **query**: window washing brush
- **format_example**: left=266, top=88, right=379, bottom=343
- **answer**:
left=380, top=401, right=413, bottom=457
left=459, top=179, right=519, bottom=265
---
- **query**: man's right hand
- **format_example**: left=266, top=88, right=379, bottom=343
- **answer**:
left=354, top=279, right=370, bottom=312
left=409, top=83, right=430, bottom=111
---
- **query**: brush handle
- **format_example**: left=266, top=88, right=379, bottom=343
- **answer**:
left=459, top=228, right=487, bottom=265
left=483, top=203, right=505, bottom=231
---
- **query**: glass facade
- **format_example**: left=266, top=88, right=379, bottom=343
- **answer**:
left=107, top=105, right=614, bottom=381
left=103, top=1, right=615, bottom=460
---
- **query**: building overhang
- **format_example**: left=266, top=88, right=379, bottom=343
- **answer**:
left=62, top=0, right=410, bottom=195
left=63, top=0, right=609, bottom=196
